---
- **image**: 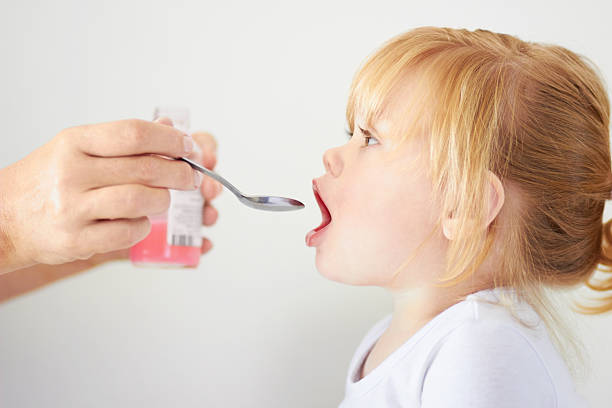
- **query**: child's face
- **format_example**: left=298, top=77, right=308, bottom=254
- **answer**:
left=307, top=79, right=448, bottom=289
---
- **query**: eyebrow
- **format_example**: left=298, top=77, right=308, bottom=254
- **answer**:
left=359, top=124, right=380, bottom=138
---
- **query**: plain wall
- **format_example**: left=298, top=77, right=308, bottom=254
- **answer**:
left=1, top=0, right=611, bottom=406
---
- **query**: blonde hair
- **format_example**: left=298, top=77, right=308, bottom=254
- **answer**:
left=346, top=26, right=611, bottom=377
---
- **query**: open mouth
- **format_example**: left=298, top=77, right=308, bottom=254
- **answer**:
left=313, top=180, right=332, bottom=231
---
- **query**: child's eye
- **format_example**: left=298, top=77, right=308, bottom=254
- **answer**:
left=364, top=136, right=379, bottom=146
left=344, top=126, right=379, bottom=147
left=357, top=126, right=379, bottom=147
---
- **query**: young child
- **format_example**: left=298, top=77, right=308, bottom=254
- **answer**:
left=305, top=26, right=611, bottom=407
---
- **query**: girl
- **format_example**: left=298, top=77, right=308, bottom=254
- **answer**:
left=305, top=26, right=610, bottom=407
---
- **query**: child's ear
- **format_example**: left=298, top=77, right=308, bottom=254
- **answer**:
left=442, top=171, right=505, bottom=241
left=442, top=215, right=459, bottom=241
left=484, top=170, right=505, bottom=230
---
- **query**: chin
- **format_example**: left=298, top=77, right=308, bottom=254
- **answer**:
left=315, top=253, right=347, bottom=283
left=315, top=254, right=372, bottom=286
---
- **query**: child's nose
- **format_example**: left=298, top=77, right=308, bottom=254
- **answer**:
left=323, top=146, right=344, bottom=177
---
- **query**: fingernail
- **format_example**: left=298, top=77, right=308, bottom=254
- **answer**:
left=184, top=135, right=194, bottom=153
left=194, top=171, right=203, bottom=188
left=216, top=182, right=223, bottom=195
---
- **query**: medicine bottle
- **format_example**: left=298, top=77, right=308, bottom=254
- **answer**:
left=129, top=106, right=204, bottom=268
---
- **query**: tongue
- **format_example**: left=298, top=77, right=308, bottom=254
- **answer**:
left=305, top=222, right=331, bottom=246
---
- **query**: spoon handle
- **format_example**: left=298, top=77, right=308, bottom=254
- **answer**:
left=177, top=157, right=242, bottom=198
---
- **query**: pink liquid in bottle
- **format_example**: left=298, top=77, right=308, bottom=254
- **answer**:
left=129, top=214, right=201, bottom=268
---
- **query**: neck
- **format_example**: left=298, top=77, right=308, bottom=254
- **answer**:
left=386, top=280, right=492, bottom=335
left=386, top=287, right=447, bottom=335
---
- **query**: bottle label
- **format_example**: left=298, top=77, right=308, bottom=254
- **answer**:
left=167, top=189, right=204, bottom=247
left=152, top=106, right=203, bottom=249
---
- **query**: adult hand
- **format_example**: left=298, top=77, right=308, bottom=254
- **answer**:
left=0, top=118, right=221, bottom=276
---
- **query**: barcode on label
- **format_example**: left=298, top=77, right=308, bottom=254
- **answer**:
left=171, top=235, right=194, bottom=246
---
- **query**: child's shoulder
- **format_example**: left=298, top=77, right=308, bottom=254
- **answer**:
left=424, top=288, right=589, bottom=407
left=422, top=317, right=561, bottom=406
left=421, top=290, right=563, bottom=406
left=444, top=287, right=549, bottom=352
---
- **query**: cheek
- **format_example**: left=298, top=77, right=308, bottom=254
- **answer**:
left=317, top=180, right=437, bottom=285
left=312, top=200, right=386, bottom=285
left=318, top=198, right=417, bottom=285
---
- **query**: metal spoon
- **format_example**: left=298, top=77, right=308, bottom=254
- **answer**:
left=177, top=157, right=305, bottom=212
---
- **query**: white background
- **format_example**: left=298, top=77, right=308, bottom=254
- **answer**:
left=1, top=0, right=611, bottom=406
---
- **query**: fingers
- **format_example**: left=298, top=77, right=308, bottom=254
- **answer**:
left=201, top=237, right=213, bottom=254
left=82, top=217, right=152, bottom=255
left=190, top=131, right=222, bottom=201
left=203, top=203, right=218, bottom=226
left=192, top=131, right=218, bottom=170
left=74, top=118, right=194, bottom=158
left=201, top=201, right=218, bottom=255
left=85, top=206, right=217, bottom=258
left=192, top=131, right=218, bottom=154
left=202, top=176, right=223, bottom=201
left=84, top=154, right=203, bottom=191
left=83, top=184, right=171, bottom=220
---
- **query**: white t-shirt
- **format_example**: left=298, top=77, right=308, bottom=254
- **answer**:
left=339, top=287, right=589, bottom=408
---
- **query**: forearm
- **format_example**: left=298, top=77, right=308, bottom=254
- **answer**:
left=0, top=262, right=86, bottom=302
left=0, top=220, right=34, bottom=274
left=0, top=166, right=32, bottom=274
